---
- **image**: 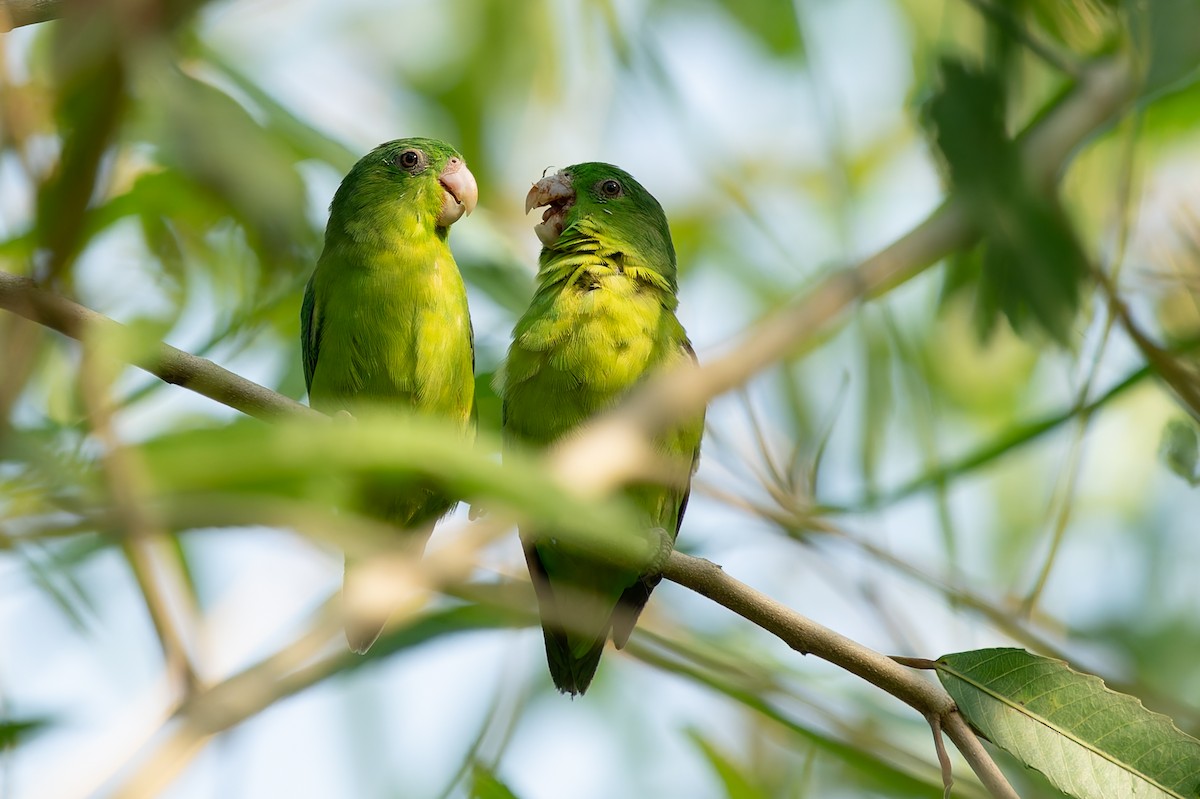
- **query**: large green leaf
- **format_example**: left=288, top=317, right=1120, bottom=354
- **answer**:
left=136, top=415, right=656, bottom=570
left=925, top=58, right=1090, bottom=344
left=937, top=648, right=1200, bottom=799
left=1135, top=0, right=1200, bottom=99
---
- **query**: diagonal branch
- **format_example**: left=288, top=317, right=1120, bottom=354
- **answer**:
left=0, top=271, right=319, bottom=421
left=0, top=59, right=1138, bottom=441
left=662, top=552, right=1019, bottom=799
left=0, top=0, right=62, bottom=32
left=549, top=57, right=1139, bottom=497
left=97, top=551, right=1019, bottom=799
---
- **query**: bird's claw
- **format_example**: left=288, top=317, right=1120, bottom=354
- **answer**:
left=639, top=527, right=674, bottom=578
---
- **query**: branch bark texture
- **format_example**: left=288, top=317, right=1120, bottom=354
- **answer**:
left=662, top=552, right=1020, bottom=799
left=0, top=271, right=319, bottom=421
left=0, top=0, right=60, bottom=30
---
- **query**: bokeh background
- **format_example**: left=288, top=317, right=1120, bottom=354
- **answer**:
left=3, top=0, right=1200, bottom=797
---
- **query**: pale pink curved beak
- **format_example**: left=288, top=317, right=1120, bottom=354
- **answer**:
left=436, top=158, right=478, bottom=227
left=525, top=170, right=574, bottom=247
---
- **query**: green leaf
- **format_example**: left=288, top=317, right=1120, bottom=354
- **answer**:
left=136, top=415, right=656, bottom=571
left=1, top=718, right=48, bottom=749
left=132, top=64, right=316, bottom=278
left=714, top=0, right=804, bottom=59
left=925, top=58, right=1090, bottom=344
left=1159, top=419, right=1200, bottom=485
left=937, top=648, right=1200, bottom=799
left=1134, top=0, right=1200, bottom=99
left=469, top=762, right=523, bottom=799
left=687, top=730, right=770, bottom=799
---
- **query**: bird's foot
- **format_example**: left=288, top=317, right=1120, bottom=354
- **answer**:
left=333, top=409, right=356, bottom=422
left=639, top=526, right=675, bottom=578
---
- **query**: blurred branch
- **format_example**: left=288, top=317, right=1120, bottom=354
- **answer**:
left=662, top=553, right=1019, bottom=799
left=0, top=271, right=320, bottom=421
left=0, top=0, right=60, bottom=31
left=102, top=577, right=530, bottom=799
left=79, top=343, right=200, bottom=695
left=1021, top=114, right=1143, bottom=617
left=0, top=57, right=1140, bottom=461
left=857, top=358, right=1157, bottom=510
left=629, top=637, right=987, bottom=797
left=1095, top=267, right=1200, bottom=421
left=550, top=57, right=1139, bottom=497
left=961, top=0, right=1083, bottom=78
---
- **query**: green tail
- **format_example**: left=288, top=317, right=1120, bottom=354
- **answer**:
left=541, top=624, right=608, bottom=696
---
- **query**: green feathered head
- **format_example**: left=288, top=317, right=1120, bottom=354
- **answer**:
left=525, top=162, right=677, bottom=288
left=327, top=137, right=478, bottom=243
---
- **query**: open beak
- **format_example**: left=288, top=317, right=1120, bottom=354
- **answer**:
left=436, top=158, right=478, bottom=227
left=525, top=170, right=574, bottom=247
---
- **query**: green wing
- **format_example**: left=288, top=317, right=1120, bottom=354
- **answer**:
left=300, top=273, right=320, bottom=393
left=609, top=338, right=703, bottom=648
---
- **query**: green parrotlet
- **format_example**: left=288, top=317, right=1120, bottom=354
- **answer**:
left=301, top=138, right=478, bottom=653
left=500, top=163, right=704, bottom=695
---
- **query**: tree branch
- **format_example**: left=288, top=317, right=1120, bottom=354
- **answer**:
left=97, top=551, right=1019, bottom=799
left=0, top=271, right=319, bottom=421
left=0, top=55, right=1142, bottom=799
left=549, top=57, right=1139, bottom=497
left=662, top=552, right=1019, bottom=799
left=0, top=59, right=1138, bottom=439
left=0, top=0, right=60, bottom=30
left=79, top=342, right=201, bottom=695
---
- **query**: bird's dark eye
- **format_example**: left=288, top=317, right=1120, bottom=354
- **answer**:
left=599, top=179, right=622, bottom=197
left=395, top=149, right=423, bottom=171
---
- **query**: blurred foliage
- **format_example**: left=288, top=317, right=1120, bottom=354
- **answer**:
left=4, top=0, right=1200, bottom=798
left=470, top=762, right=524, bottom=799
left=1159, top=417, right=1200, bottom=485
left=0, top=718, right=47, bottom=750
left=926, top=57, right=1088, bottom=344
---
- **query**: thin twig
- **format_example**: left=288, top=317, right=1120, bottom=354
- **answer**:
left=929, top=712, right=954, bottom=799
left=549, top=58, right=1138, bottom=498
left=98, top=518, right=518, bottom=799
left=0, top=271, right=319, bottom=422
left=944, top=713, right=1019, bottom=799
left=79, top=343, right=200, bottom=695
left=661, top=552, right=1019, bottom=799
left=1095, top=267, right=1200, bottom=420
left=0, top=59, right=1138, bottom=448
left=1022, top=109, right=1145, bottom=615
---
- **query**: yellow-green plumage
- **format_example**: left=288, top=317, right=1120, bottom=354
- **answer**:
left=501, top=163, right=704, bottom=695
left=301, top=138, right=477, bottom=653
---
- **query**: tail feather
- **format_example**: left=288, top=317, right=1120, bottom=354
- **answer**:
left=610, top=575, right=660, bottom=649
left=541, top=624, right=608, bottom=696
left=524, top=539, right=619, bottom=695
